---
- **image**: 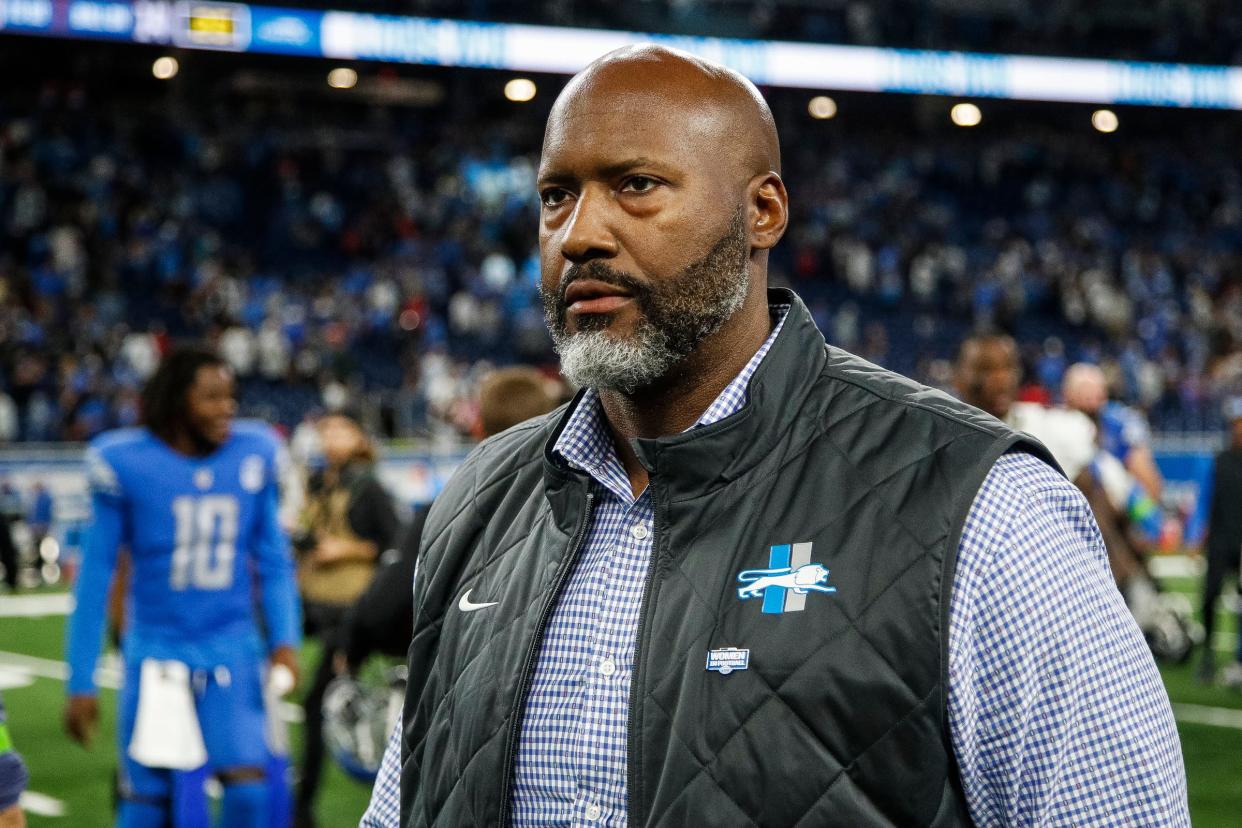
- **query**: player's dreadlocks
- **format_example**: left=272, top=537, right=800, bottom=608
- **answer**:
left=140, top=346, right=228, bottom=442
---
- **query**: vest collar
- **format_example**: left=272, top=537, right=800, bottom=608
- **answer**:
left=542, top=287, right=826, bottom=505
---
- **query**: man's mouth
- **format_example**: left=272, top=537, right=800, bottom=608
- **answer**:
left=563, top=279, right=634, bottom=315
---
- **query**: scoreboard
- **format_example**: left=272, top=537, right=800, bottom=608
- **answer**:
left=178, top=3, right=249, bottom=50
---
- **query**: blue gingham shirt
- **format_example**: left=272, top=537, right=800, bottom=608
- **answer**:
left=363, top=308, right=1188, bottom=827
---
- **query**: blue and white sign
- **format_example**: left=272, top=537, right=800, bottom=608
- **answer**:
left=706, top=647, right=750, bottom=675
left=4, top=1, right=1242, bottom=110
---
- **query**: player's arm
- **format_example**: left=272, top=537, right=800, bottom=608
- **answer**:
left=254, top=458, right=302, bottom=683
left=1119, top=410, right=1162, bottom=501
left=1126, top=444, right=1164, bottom=502
left=62, top=449, right=125, bottom=746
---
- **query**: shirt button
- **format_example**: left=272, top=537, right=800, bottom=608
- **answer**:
left=585, top=803, right=602, bottom=821
left=599, top=657, right=617, bottom=677
left=631, top=524, right=649, bottom=540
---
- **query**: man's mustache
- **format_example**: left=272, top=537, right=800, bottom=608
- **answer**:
left=557, top=262, right=651, bottom=308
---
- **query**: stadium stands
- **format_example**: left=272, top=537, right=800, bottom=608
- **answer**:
left=0, top=43, right=1239, bottom=442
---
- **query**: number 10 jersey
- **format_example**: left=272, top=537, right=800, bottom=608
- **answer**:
left=66, top=421, right=301, bottom=694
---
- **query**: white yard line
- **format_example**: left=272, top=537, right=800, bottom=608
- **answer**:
left=0, top=668, right=34, bottom=690
left=0, top=650, right=119, bottom=689
left=19, top=791, right=66, bottom=817
left=0, top=593, right=74, bottom=617
left=1171, top=703, right=1242, bottom=731
left=0, top=650, right=302, bottom=722
left=1149, top=555, right=1204, bottom=579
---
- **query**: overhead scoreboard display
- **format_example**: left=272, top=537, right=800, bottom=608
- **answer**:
left=3, top=0, right=1242, bottom=110
left=177, top=2, right=248, bottom=50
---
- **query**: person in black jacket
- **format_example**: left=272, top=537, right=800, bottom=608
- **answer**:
left=0, top=509, right=18, bottom=594
left=363, top=46, right=1185, bottom=828
left=1199, top=397, right=1242, bottom=686
left=293, top=411, right=399, bottom=828
left=336, top=367, right=560, bottom=671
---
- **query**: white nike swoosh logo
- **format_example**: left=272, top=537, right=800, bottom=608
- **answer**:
left=458, top=589, right=499, bottom=612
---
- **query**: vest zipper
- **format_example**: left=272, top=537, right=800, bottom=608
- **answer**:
left=626, top=480, right=661, bottom=828
left=497, top=490, right=596, bottom=826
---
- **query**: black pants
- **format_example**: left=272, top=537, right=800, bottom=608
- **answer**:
left=297, top=601, right=350, bottom=815
left=1202, top=542, right=1242, bottom=662
left=0, top=513, right=18, bottom=591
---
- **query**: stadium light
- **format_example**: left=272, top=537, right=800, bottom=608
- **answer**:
left=808, top=96, right=838, bottom=119
left=328, top=67, right=358, bottom=89
left=504, top=78, right=537, bottom=102
left=950, top=102, right=982, bottom=127
left=1092, top=109, right=1119, bottom=133
left=152, top=56, right=179, bottom=80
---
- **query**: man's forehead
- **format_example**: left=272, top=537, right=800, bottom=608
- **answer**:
left=540, top=45, right=779, bottom=178
left=539, top=92, right=723, bottom=176
left=964, top=338, right=1017, bottom=364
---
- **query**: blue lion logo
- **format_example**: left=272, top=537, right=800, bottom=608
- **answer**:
left=737, top=563, right=837, bottom=600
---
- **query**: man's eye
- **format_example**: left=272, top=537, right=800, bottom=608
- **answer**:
left=622, top=176, right=659, bottom=194
left=541, top=189, right=570, bottom=207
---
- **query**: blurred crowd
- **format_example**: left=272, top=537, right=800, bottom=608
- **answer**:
left=782, top=123, right=1242, bottom=434
left=1, top=75, right=1240, bottom=442
left=0, top=80, right=550, bottom=443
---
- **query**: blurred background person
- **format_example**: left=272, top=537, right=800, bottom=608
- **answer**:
left=292, top=410, right=399, bottom=828
left=1064, top=362, right=1166, bottom=501
left=956, top=335, right=1197, bottom=661
left=357, top=367, right=561, bottom=826
left=62, top=347, right=300, bottom=828
left=0, top=691, right=28, bottom=828
left=24, top=483, right=53, bottom=566
left=337, top=366, right=560, bottom=675
left=0, top=503, right=18, bottom=594
left=1063, top=362, right=1169, bottom=549
left=954, top=333, right=1097, bottom=480
left=1199, top=397, right=1242, bottom=687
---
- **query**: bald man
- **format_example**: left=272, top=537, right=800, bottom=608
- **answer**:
left=1063, top=362, right=1165, bottom=501
left=363, top=48, right=1187, bottom=827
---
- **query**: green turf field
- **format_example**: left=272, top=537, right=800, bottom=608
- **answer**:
left=1, top=577, right=1240, bottom=826
left=0, top=612, right=373, bottom=828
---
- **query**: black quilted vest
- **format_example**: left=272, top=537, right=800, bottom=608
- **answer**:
left=401, top=289, right=1054, bottom=827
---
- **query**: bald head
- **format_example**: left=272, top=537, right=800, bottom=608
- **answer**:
left=1063, top=363, right=1108, bottom=416
left=548, top=45, right=780, bottom=179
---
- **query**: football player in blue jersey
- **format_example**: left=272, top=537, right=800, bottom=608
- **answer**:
left=63, top=347, right=301, bottom=828
left=1063, top=362, right=1164, bottom=500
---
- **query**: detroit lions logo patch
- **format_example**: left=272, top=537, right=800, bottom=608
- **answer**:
left=737, top=542, right=836, bottom=614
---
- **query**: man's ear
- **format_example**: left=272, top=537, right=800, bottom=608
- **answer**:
left=748, top=172, right=789, bottom=251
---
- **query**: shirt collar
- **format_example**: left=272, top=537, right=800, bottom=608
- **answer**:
left=552, top=305, right=790, bottom=499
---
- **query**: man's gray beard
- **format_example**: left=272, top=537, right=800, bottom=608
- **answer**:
left=555, top=320, right=677, bottom=395
left=552, top=268, right=748, bottom=394
left=545, top=207, right=751, bottom=394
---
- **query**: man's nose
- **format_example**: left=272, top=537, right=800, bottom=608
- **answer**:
left=559, top=187, right=619, bottom=264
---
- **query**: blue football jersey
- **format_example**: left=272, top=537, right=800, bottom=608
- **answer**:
left=66, top=421, right=301, bottom=694
left=1099, top=401, right=1151, bottom=464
